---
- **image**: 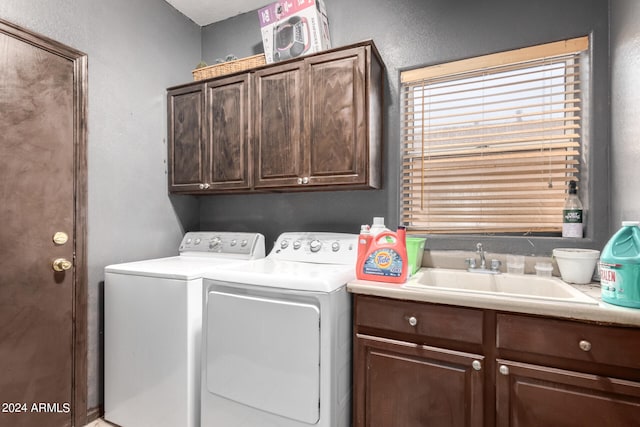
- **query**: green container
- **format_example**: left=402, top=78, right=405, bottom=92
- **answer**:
left=406, top=237, right=427, bottom=275
left=600, top=221, right=640, bottom=308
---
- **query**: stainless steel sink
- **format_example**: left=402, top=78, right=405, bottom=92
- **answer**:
left=402, top=268, right=598, bottom=305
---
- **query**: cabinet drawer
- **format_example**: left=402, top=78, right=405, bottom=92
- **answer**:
left=497, top=313, right=640, bottom=369
left=354, top=295, right=483, bottom=345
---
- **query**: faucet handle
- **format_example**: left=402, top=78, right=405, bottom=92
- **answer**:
left=466, top=258, right=477, bottom=269
left=476, top=242, right=483, bottom=253
left=490, top=259, right=502, bottom=272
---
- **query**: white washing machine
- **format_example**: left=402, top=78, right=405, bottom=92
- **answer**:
left=104, top=231, right=265, bottom=427
left=200, top=232, right=358, bottom=427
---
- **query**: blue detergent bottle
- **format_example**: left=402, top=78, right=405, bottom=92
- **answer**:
left=600, top=221, right=640, bottom=308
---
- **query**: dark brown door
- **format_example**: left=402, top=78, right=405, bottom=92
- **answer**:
left=354, top=335, right=484, bottom=427
left=0, top=20, right=87, bottom=427
left=167, top=84, right=206, bottom=192
left=496, top=359, right=640, bottom=427
left=206, top=74, right=251, bottom=190
left=253, top=60, right=305, bottom=188
left=306, top=47, right=367, bottom=186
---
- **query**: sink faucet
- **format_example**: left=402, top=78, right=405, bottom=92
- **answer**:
left=476, top=243, right=486, bottom=269
left=466, top=243, right=501, bottom=274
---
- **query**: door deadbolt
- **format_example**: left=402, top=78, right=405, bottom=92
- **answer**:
left=52, top=258, right=72, bottom=272
left=53, top=232, right=69, bottom=245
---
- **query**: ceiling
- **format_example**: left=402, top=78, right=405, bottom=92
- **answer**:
left=165, top=0, right=268, bottom=26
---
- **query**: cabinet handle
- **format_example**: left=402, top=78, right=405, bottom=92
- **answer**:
left=407, top=316, right=417, bottom=326
left=472, top=360, right=482, bottom=371
left=203, top=183, right=210, bottom=189
left=297, top=178, right=303, bottom=184
left=302, top=177, right=309, bottom=184
left=499, top=365, right=509, bottom=376
left=579, top=340, right=592, bottom=352
left=199, top=184, right=205, bottom=189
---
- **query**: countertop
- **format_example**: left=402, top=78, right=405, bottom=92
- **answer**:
left=348, top=272, right=640, bottom=328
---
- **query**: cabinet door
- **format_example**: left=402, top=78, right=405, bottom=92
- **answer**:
left=496, top=359, right=640, bottom=427
left=167, top=84, right=205, bottom=192
left=253, top=61, right=305, bottom=188
left=206, top=74, right=251, bottom=190
left=355, top=335, right=484, bottom=427
left=306, top=47, right=368, bottom=187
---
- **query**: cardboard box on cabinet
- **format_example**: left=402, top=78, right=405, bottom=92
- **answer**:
left=258, top=0, right=331, bottom=64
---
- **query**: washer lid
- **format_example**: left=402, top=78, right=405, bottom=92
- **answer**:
left=105, top=256, right=249, bottom=280
left=202, top=258, right=356, bottom=292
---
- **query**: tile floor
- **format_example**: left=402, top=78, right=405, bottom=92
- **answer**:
left=83, top=419, right=117, bottom=427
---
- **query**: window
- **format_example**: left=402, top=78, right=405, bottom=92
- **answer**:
left=401, top=37, right=589, bottom=234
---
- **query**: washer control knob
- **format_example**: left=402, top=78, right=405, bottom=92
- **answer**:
left=280, top=239, right=289, bottom=250
left=310, top=240, right=322, bottom=252
left=194, top=238, right=201, bottom=245
left=209, top=237, right=222, bottom=250
left=240, top=239, right=248, bottom=247
left=293, top=240, right=302, bottom=250
left=331, top=241, right=340, bottom=252
left=230, top=239, right=237, bottom=246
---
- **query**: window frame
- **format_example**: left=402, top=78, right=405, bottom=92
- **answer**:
left=395, top=34, right=608, bottom=255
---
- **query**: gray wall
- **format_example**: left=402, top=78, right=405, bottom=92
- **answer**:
left=199, top=0, right=611, bottom=255
left=611, top=0, right=640, bottom=232
left=0, top=0, right=200, bottom=410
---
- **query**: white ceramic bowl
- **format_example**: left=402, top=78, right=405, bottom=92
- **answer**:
left=553, top=248, right=600, bottom=284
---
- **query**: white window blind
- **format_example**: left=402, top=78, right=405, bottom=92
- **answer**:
left=401, top=37, right=589, bottom=234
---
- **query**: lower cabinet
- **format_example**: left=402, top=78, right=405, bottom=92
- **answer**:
left=496, top=359, right=640, bottom=427
left=353, top=294, right=640, bottom=427
left=355, top=335, right=484, bottom=427
left=353, top=295, right=487, bottom=427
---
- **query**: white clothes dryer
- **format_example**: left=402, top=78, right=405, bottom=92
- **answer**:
left=104, top=232, right=265, bottom=427
left=201, top=232, right=357, bottom=427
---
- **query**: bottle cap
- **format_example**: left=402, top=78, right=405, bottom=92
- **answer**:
left=568, top=180, right=578, bottom=194
left=622, top=221, right=640, bottom=227
left=372, top=217, right=385, bottom=226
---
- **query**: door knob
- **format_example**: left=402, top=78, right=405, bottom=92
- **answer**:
left=52, top=258, right=72, bottom=272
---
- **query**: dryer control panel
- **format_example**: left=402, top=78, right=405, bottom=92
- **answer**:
left=269, top=232, right=358, bottom=265
left=179, top=232, right=265, bottom=258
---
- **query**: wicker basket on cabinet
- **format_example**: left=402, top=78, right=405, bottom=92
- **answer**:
left=192, top=54, right=266, bottom=81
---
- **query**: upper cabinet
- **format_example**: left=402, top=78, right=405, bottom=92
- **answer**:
left=167, top=40, right=385, bottom=194
left=206, top=74, right=251, bottom=191
left=167, top=84, right=206, bottom=192
left=253, top=60, right=305, bottom=189
left=168, top=74, right=251, bottom=192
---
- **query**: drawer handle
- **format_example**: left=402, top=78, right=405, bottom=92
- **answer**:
left=407, top=316, right=418, bottom=327
left=499, top=365, right=509, bottom=376
left=579, top=340, right=592, bottom=352
left=472, top=360, right=482, bottom=371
